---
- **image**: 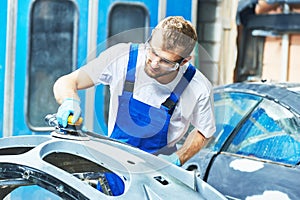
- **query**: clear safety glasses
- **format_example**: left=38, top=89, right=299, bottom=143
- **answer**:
left=145, top=42, right=184, bottom=71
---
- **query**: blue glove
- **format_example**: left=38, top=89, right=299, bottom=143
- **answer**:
left=56, top=98, right=81, bottom=127
left=158, top=153, right=181, bottom=166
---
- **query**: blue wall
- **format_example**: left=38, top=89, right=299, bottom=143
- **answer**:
left=0, top=1, right=7, bottom=137
left=13, top=0, right=89, bottom=136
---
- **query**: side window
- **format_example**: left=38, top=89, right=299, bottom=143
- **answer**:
left=227, top=99, right=300, bottom=165
left=207, top=92, right=261, bottom=151
left=107, top=3, right=149, bottom=47
left=28, top=0, right=77, bottom=129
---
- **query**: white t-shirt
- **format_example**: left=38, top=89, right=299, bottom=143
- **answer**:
left=82, top=43, right=216, bottom=146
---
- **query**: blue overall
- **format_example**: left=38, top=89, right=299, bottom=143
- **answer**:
left=110, top=44, right=196, bottom=154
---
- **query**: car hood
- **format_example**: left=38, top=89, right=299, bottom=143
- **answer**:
left=0, top=133, right=226, bottom=200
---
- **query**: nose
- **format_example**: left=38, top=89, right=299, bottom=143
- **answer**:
left=149, top=57, right=160, bottom=68
left=150, top=60, right=160, bottom=68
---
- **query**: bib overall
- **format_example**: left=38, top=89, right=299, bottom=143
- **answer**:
left=110, top=44, right=195, bottom=154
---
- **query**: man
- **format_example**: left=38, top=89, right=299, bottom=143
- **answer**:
left=53, top=16, right=215, bottom=166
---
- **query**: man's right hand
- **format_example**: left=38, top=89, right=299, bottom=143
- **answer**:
left=56, top=98, right=81, bottom=127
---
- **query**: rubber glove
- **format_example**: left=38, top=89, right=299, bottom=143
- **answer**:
left=56, top=98, right=81, bottom=127
left=158, top=153, right=181, bottom=166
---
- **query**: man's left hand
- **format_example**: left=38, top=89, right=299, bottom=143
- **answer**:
left=158, top=153, right=181, bottom=166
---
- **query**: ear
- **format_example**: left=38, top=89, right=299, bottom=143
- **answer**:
left=180, top=56, right=192, bottom=66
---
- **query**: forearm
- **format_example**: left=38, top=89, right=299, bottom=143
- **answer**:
left=53, top=69, right=94, bottom=104
left=176, top=128, right=207, bottom=165
left=53, top=74, right=80, bottom=104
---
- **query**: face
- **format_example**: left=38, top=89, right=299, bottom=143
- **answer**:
left=144, top=34, right=185, bottom=80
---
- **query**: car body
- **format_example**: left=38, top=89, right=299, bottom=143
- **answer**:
left=0, top=123, right=226, bottom=200
left=183, top=82, right=300, bottom=200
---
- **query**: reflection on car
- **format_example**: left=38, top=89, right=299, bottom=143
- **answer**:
left=183, top=82, right=300, bottom=200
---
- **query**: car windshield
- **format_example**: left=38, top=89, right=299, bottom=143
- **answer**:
left=207, top=90, right=300, bottom=165
left=228, top=99, right=300, bottom=165
left=206, top=92, right=262, bottom=151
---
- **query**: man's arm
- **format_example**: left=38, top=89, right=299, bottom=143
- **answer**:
left=176, top=128, right=207, bottom=165
left=53, top=68, right=94, bottom=104
left=53, top=69, right=95, bottom=126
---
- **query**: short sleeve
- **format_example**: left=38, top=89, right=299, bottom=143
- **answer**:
left=191, top=87, right=216, bottom=138
left=82, top=43, right=131, bottom=85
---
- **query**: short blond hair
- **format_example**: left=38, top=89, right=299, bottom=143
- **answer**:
left=152, top=16, right=197, bottom=58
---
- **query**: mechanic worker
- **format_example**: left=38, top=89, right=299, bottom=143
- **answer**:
left=53, top=16, right=216, bottom=167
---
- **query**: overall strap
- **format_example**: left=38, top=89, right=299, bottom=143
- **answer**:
left=162, top=64, right=196, bottom=115
left=123, top=43, right=139, bottom=92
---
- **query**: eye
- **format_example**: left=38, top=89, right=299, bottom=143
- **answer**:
left=159, top=59, right=171, bottom=65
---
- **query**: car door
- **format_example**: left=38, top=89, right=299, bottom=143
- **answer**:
left=206, top=97, right=300, bottom=199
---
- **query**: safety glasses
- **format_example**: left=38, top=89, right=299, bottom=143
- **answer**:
left=145, top=41, right=184, bottom=71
